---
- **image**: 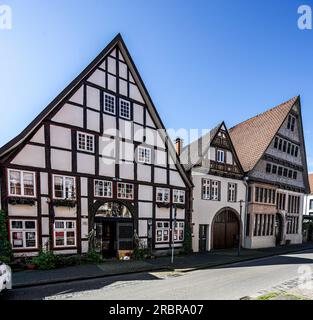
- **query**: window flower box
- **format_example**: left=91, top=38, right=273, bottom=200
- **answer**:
left=8, top=197, right=36, bottom=206
left=174, top=203, right=185, bottom=209
left=51, top=199, right=77, bottom=208
left=156, top=202, right=171, bottom=208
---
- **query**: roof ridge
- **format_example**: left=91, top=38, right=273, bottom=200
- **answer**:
left=230, top=96, right=298, bottom=131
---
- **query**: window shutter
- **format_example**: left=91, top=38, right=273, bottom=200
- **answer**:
left=235, top=183, right=238, bottom=202
left=218, top=181, right=221, bottom=201
left=201, top=179, right=204, bottom=200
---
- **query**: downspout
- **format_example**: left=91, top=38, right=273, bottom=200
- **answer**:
left=242, top=176, right=249, bottom=248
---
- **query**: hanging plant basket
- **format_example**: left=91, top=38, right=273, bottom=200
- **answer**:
left=8, top=197, right=36, bottom=206
left=51, top=199, right=77, bottom=208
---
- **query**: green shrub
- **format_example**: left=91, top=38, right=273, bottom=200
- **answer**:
left=85, top=249, right=103, bottom=264
left=132, top=247, right=151, bottom=260
left=57, top=254, right=82, bottom=268
left=183, top=222, right=193, bottom=254
left=0, top=210, right=13, bottom=263
left=31, top=250, right=58, bottom=270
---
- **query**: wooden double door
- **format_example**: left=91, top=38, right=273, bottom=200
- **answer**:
left=213, top=210, right=239, bottom=250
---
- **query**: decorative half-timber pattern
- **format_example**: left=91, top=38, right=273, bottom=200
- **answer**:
left=0, top=34, right=192, bottom=257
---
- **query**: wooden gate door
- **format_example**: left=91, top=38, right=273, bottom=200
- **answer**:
left=213, top=210, right=239, bottom=249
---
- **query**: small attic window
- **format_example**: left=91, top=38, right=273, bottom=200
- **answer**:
left=287, top=114, right=296, bottom=132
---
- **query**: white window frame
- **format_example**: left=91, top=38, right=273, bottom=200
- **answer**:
left=77, top=132, right=94, bottom=153
left=104, top=93, right=116, bottom=115
left=211, top=180, right=219, bottom=201
left=156, top=221, right=170, bottom=243
left=117, top=182, right=134, bottom=200
left=8, top=169, right=36, bottom=198
left=202, top=179, right=210, bottom=200
left=137, top=146, right=152, bottom=164
left=119, top=99, right=131, bottom=120
left=53, top=175, right=76, bottom=200
left=228, top=183, right=236, bottom=202
left=94, top=180, right=113, bottom=198
left=54, top=220, right=76, bottom=248
left=156, top=188, right=170, bottom=203
left=10, top=220, right=37, bottom=249
left=174, top=221, right=185, bottom=242
left=217, top=149, right=225, bottom=163
left=173, top=189, right=185, bottom=204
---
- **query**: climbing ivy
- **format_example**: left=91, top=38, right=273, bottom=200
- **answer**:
left=0, top=210, right=13, bottom=263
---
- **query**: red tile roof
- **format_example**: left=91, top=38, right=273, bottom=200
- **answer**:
left=229, top=96, right=299, bottom=172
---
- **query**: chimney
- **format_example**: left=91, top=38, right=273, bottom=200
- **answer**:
left=175, top=137, right=183, bottom=156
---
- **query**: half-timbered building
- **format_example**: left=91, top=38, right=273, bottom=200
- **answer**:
left=0, top=34, right=192, bottom=258
left=230, top=96, right=310, bottom=249
left=179, top=122, right=247, bottom=252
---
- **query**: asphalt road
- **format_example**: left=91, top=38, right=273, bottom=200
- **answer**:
left=3, top=249, right=313, bottom=300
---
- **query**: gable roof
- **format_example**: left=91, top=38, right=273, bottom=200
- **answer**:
left=229, top=96, right=299, bottom=173
left=180, top=123, right=222, bottom=171
left=309, top=173, right=313, bottom=195
left=0, top=33, right=192, bottom=188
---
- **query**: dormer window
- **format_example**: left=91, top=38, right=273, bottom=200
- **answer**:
left=217, top=150, right=225, bottom=163
left=287, top=114, right=296, bottom=132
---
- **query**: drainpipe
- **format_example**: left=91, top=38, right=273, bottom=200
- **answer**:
left=242, top=176, right=249, bottom=248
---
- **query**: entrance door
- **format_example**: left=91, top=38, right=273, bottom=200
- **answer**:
left=199, top=225, right=208, bottom=252
left=275, top=214, right=283, bottom=246
left=95, top=221, right=117, bottom=258
left=213, top=210, right=239, bottom=249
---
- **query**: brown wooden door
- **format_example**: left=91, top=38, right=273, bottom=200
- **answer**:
left=213, top=210, right=239, bottom=249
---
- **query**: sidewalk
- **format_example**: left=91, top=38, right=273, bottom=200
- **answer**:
left=13, top=242, right=313, bottom=288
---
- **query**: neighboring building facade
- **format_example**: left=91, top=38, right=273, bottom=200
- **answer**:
left=0, top=34, right=192, bottom=258
left=180, top=122, right=247, bottom=252
left=230, top=97, right=310, bottom=249
left=303, top=174, right=313, bottom=217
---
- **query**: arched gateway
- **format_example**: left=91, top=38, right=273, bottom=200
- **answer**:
left=212, top=208, right=241, bottom=250
left=90, top=200, right=136, bottom=258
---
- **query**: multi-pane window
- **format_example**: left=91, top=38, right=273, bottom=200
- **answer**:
left=77, top=132, right=94, bottom=152
left=137, top=146, right=152, bottom=164
left=54, top=221, right=76, bottom=247
left=288, top=195, right=300, bottom=214
left=94, top=180, right=113, bottom=198
left=276, top=192, right=286, bottom=210
left=202, top=179, right=220, bottom=201
left=156, top=221, right=170, bottom=243
left=267, top=163, right=298, bottom=180
left=228, top=183, right=237, bottom=202
left=255, top=186, right=276, bottom=204
left=119, top=99, right=131, bottom=119
left=287, top=114, right=296, bottom=132
left=8, top=169, right=35, bottom=197
left=104, top=93, right=115, bottom=114
left=53, top=175, right=76, bottom=199
left=10, top=220, right=37, bottom=249
left=156, top=188, right=170, bottom=203
left=173, top=189, right=185, bottom=204
left=202, top=179, right=211, bottom=200
left=310, top=199, right=313, bottom=211
left=287, top=216, right=299, bottom=234
left=253, top=214, right=274, bottom=237
left=211, top=180, right=219, bottom=201
left=174, top=222, right=185, bottom=241
left=117, top=183, right=134, bottom=200
left=273, top=136, right=299, bottom=157
left=217, top=149, right=225, bottom=163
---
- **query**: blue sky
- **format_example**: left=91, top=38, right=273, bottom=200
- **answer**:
left=1, top=0, right=313, bottom=170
